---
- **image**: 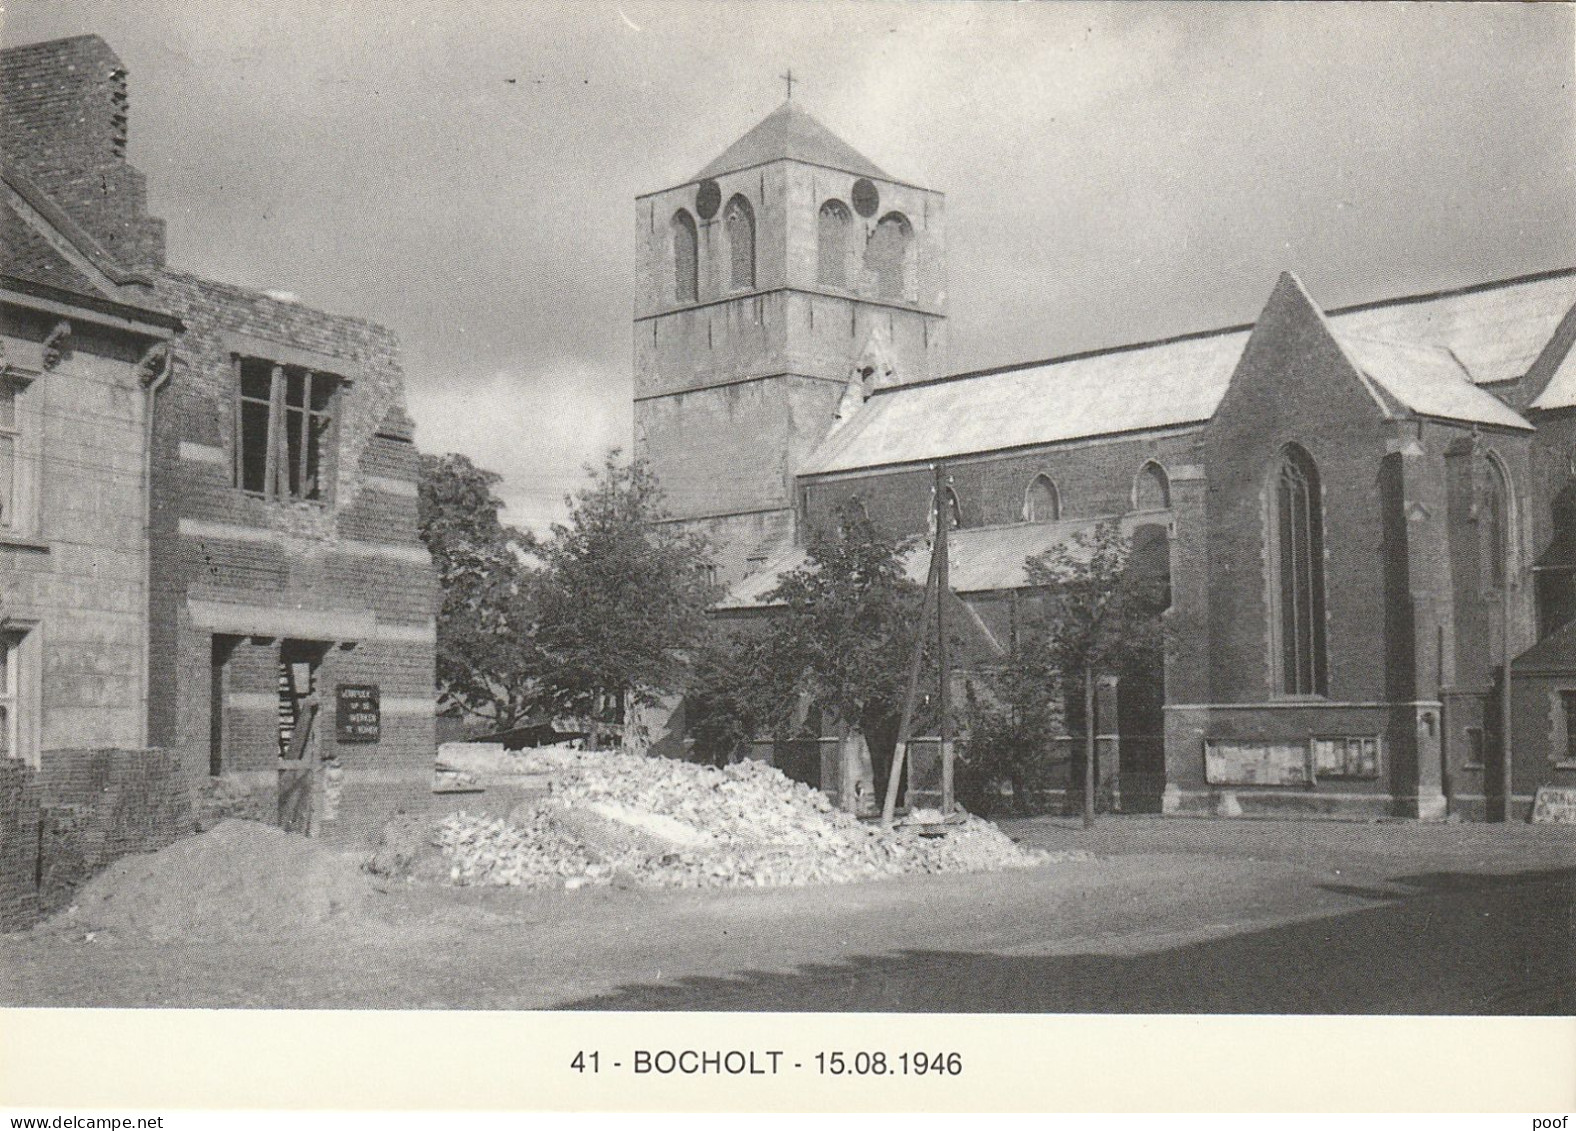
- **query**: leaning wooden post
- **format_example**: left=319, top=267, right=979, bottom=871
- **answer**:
left=1083, top=662, right=1096, bottom=830
left=881, top=466, right=944, bottom=828
left=936, top=463, right=954, bottom=814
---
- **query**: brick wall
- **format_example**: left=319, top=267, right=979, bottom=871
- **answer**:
left=0, top=759, right=41, bottom=932
left=0, top=36, right=166, bottom=270
left=0, top=749, right=190, bottom=929
left=36, top=747, right=190, bottom=864
left=148, top=273, right=438, bottom=801
left=802, top=429, right=1201, bottom=544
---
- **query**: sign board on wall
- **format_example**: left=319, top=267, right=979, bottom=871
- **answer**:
left=335, top=683, right=380, bottom=743
left=1532, top=786, right=1576, bottom=824
left=1204, top=740, right=1312, bottom=787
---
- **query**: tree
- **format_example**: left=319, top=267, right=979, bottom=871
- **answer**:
left=1023, top=520, right=1168, bottom=828
left=417, top=452, right=541, bottom=730
left=532, top=452, right=715, bottom=746
left=690, top=500, right=927, bottom=788
left=960, top=622, right=1064, bottom=816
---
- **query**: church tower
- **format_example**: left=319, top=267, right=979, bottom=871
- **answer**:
left=634, top=100, right=946, bottom=583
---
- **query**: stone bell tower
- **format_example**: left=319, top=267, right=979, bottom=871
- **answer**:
left=633, top=99, right=946, bottom=583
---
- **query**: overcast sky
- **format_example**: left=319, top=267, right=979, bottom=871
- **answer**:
left=9, top=1, right=1574, bottom=531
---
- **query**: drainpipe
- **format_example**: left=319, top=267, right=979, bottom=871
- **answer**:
left=138, top=342, right=173, bottom=750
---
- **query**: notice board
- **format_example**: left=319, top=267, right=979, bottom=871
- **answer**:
left=1532, top=786, right=1576, bottom=824
left=1204, top=739, right=1311, bottom=786
left=335, top=683, right=380, bottom=743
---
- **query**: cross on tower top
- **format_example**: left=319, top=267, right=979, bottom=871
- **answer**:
left=782, top=68, right=797, bottom=100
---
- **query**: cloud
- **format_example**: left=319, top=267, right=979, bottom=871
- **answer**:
left=406, top=361, right=632, bottom=536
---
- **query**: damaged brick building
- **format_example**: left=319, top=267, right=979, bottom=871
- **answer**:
left=0, top=33, right=438, bottom=895
left=638, top=100, right=1576, bottom=822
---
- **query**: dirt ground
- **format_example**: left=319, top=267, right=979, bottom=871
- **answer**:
left=1, top=815, right=1571, bottom=1012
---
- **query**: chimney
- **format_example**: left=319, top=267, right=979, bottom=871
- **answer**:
left=0, top=35, right=166, bottom=272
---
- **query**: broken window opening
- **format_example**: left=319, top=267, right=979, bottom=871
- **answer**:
left=235, top=356, right=339, bottom=502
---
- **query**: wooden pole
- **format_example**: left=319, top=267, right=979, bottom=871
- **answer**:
left=1083, top=662, right=1096, bottom=830
left=936, top=463, right=953, bottom=814
left=880, top=467, right=944, bottom=827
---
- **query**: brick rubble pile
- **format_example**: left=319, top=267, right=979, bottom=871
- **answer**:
left=433, top=748, right=1076, bottom=891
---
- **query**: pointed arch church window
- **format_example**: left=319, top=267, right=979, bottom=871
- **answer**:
left=1272, top=444, right=1328, bottom=696
left=945, top=487, right=965, bottom=530
left=725, top=195, right=755, bottom=290
left=818, top=200, right=851, bottom=289
left=866, top=212, right=911, bottom=300
left=1134, top=461, right=1170, bottom=511
left=1480, top=455, right=1511, bottom=596
left=1024, top=474, right=1060, bottom=523
left=671, top=210, right=698, bottom=304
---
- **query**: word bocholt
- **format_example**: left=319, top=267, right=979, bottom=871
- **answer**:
left=633, top=1050, right=785, bottom=1075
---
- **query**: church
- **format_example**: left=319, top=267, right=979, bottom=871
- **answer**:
left=633, top=98, right=1576, bottom=823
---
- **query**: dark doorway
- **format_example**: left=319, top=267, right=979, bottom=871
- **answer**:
left=208, top=634, right=241, bottom=776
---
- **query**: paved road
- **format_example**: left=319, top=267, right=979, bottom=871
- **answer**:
left=2, top=817, right=1571, bottom=1012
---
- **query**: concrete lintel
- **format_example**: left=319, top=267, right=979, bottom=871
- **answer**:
left=220, top=331, right=362, bottom=379
left=188, top=598, right=375, bottom=642
left=178, top=441, right=227, bottom=466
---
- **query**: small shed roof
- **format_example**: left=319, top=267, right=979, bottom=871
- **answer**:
left=716, top=515, right=1141, bottom=610
left=1513, top=619, right=1576, bottom=674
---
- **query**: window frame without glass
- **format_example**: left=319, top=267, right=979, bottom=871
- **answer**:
left=233, top=353, right=344, bottom=503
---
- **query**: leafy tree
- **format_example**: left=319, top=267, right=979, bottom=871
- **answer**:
left=685, top=625, right=778, bottom=766
left=1022, top=520, right=1168, bottom=828
left=533, top=452, right=716, bottom=747
left=959, top=623, right=1064, bottom=816
left=690, top=500, right=928, bottom=788
left=417, top=452, right=541, bottom=730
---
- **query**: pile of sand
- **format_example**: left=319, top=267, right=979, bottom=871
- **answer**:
left=57, top=819, right=372, bottom=940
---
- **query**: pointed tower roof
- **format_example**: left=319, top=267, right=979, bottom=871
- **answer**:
left=695, top=101, right=889, bottom=181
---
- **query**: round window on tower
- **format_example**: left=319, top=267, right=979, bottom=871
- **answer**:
left=696, top=179, right=722, bottom=220
left=851, top=178, right=880, bottom=218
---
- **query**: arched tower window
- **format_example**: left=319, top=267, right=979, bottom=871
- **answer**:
left=1134, top=461, right=1170, bottom=511
left=724, top=195, right=755, bottom=291
left=865, top=211, right=912, bottom=300
left=818, top=200, right=851, bottom=288
left=1023, top=474, right=1060, bottom=522
left=671, top=209, right=698, bottom=304
left=1272, top=444, right=1328, bottom=696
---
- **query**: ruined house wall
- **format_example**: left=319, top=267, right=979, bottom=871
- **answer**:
left=149, top=273, right=439, bottom=807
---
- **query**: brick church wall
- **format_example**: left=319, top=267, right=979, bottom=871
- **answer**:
left=801, top=429, right=1203, bottom=543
